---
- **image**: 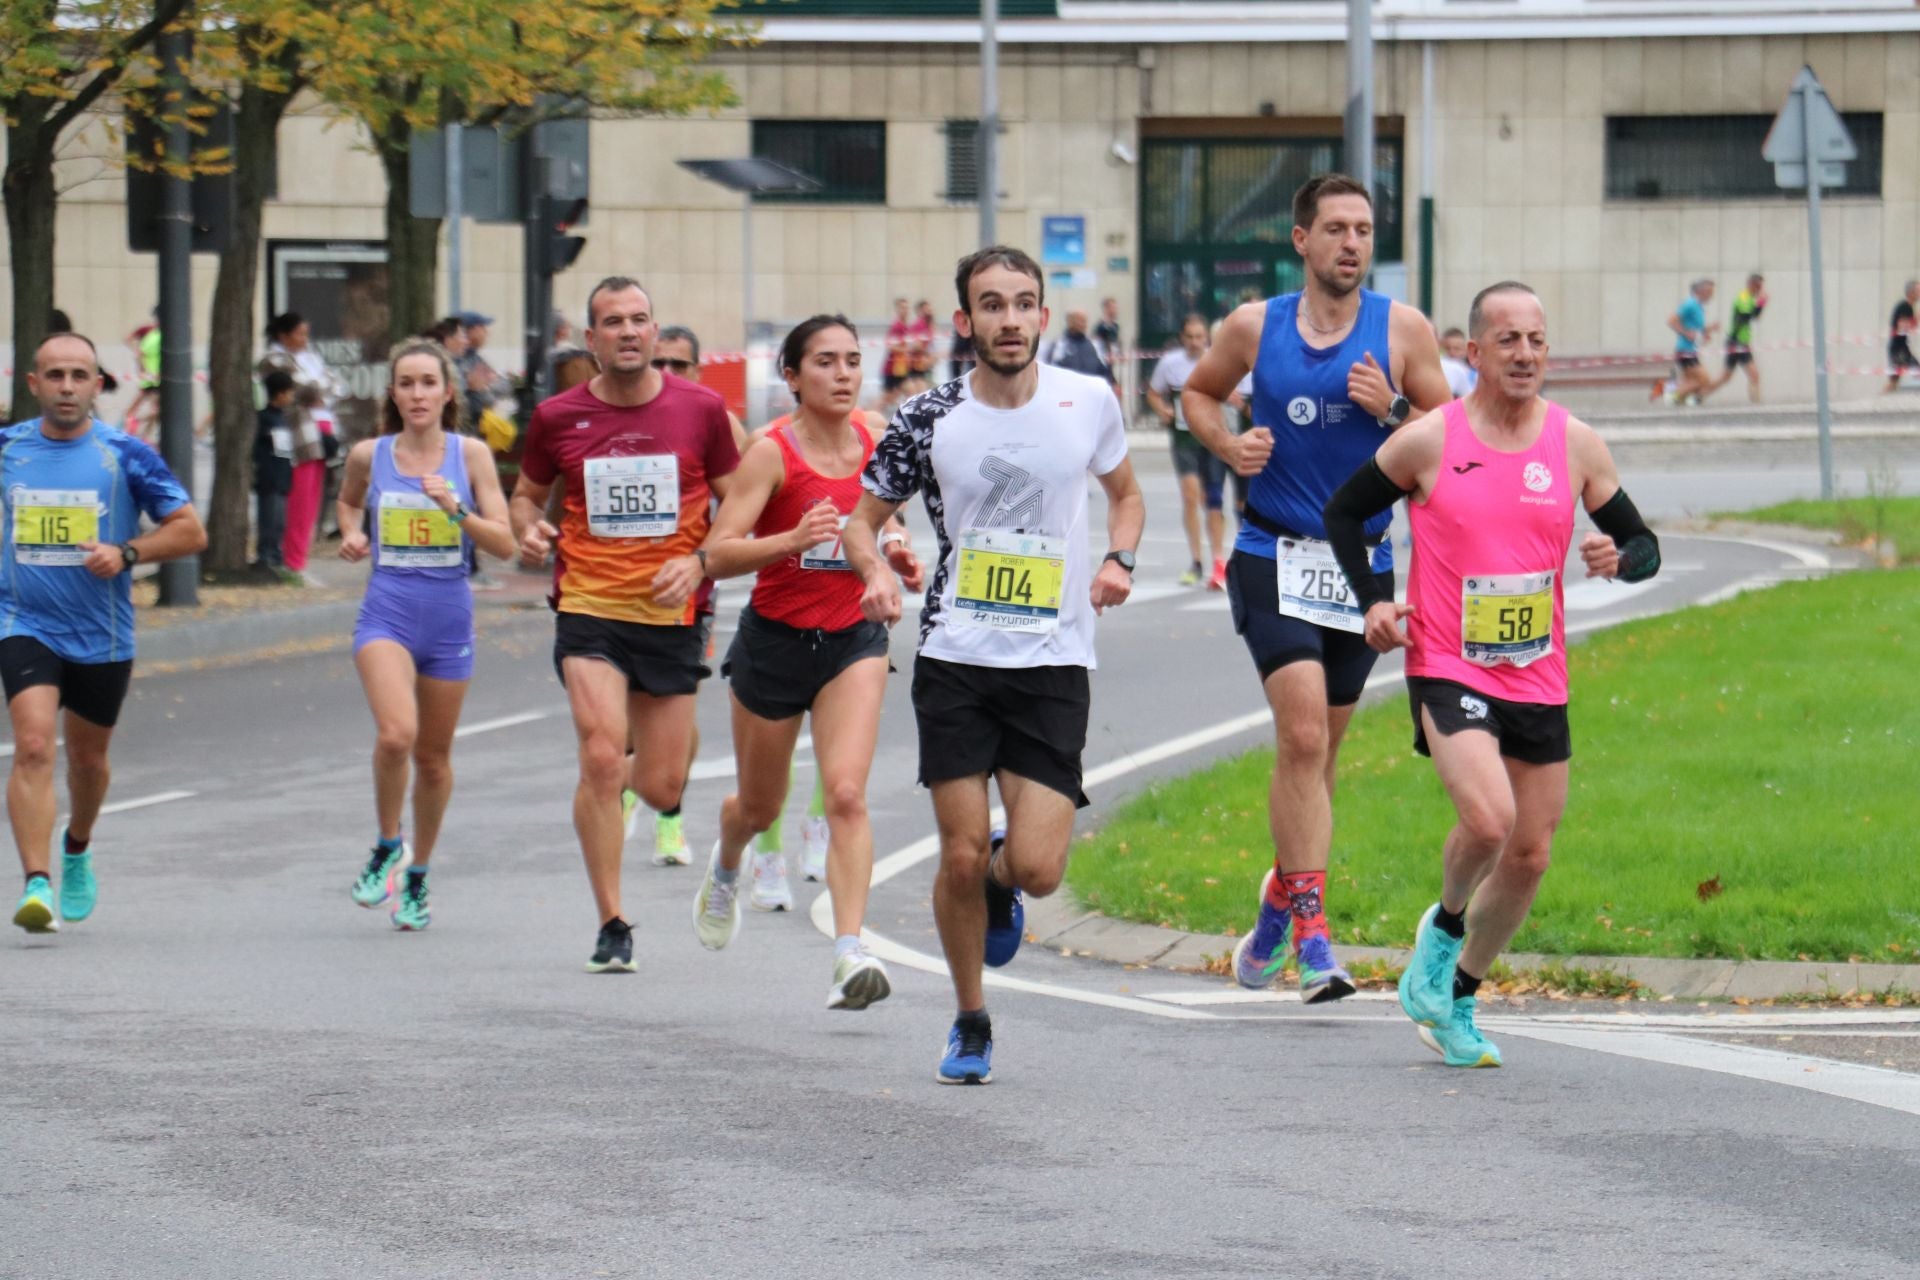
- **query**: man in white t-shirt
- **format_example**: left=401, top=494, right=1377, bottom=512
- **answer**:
left=846, top=245, right=1145, bottom=1087
left=1439, top=326, right=1476, bottom=398
left=1147, top=313, right=1229, bottom=589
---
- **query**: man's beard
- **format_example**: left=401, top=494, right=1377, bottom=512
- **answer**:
left=976, top=331, right=1038, bottom=375
left=1309, top=261, right=1362, bottom=299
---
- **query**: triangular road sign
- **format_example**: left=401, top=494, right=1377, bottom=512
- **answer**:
left=1765, top=65, right=1856, bottom=187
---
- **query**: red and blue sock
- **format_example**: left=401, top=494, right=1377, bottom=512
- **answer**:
left=1275, top=869, right=1330, bottom=949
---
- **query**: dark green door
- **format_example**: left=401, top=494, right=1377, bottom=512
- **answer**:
left=1138, top=136, right=1402, bottom=350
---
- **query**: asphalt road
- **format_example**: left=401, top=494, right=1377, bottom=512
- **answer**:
left=5, top=448, right=1917, bottom=1279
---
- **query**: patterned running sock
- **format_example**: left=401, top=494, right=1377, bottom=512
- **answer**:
left=1279, top=869, right=1330, bottom=943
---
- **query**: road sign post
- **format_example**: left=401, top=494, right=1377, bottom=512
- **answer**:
left=1764, top=65, right=1856, bottom=501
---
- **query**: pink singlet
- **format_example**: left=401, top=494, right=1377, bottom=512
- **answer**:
left=1405, top=399, right=1575, bottom=705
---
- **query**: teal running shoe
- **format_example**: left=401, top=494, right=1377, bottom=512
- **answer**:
left=1295, top=933, right=1356, bottom=1004
left=59, top=845, right=97, bottom=922
left=13, top=876, right=57, bottom=933
left=391, top=870, right=431, bottom=931
left=1418, top=995, right=1503, bottom=1068
left=1231, top=869, right=1294, bottom=989
left=351, top=842, right=410, bottom=908
left=1398, top=903, right=1464, bottom=1028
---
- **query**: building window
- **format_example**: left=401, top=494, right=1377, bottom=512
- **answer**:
left=944, top=120, right=979, bottom=203
left=1605, top=114, right=1882, bottom=200
left=749, top=120, right=885, bottom=204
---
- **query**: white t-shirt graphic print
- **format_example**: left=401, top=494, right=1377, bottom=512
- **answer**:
left=863, top=363, right=1129, bottom=670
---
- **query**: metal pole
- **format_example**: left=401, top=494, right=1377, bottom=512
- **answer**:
left=742, top=196, right=754, bottom=352
left=1803, top=86, right=1835, bottom=501
left=1418, top=41, right=1435, bottom=316
left=1345, top=0, right=1373, bottom=195
left=447, top=122, right=463, bottom=316
left=978, top=0, right=999, bottom=247
left=156, top=21, right=198, bottom=606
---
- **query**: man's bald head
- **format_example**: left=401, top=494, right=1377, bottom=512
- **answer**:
left=1467, top=281, right=1540, bottom=340
left=1066, top=309, right=1089, bottom=334
left=29, top=331, right=103, bottom=431
left=36, top=331, right=99, bottom=371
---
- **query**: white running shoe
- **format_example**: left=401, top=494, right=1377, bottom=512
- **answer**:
left=692, top=841, right=742, bottom=951
left=827, top=948, right=891, bottom=1011
left=749, top=850, right=794, bottom=912
left=800, top=815, right=830, bottom=883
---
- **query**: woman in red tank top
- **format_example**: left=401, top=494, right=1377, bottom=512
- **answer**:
left=692, top=316, right=926, bottom=1010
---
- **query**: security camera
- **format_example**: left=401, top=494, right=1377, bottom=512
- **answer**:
left=1109, top=140, right=1137, bottom=166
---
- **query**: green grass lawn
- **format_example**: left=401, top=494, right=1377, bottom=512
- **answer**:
left=1067, top=569, right=1920, bottom=964
left=1723, top=495, right=1920, bottom=564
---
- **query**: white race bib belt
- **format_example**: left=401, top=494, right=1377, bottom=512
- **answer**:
left=1461, top=571, right=1555, bottom=667
left=11, top=489, right=99, bottom=566
left=951, top=528, right=1065, bottom=634
left=1275, top=536, right=1364, bottom=634
left=584, top=454, right=678, bottom=539
left=800, top=513, right=851, bottom=571
left=377, top=492, right=462, bottom=568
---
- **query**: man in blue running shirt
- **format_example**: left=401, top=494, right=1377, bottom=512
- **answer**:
left=4, top=334, right=205, bottom=934
left=1180, top=174, right=1449, bottom=1003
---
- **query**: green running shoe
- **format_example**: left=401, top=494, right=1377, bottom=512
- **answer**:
left=391, top=870, right=431, bottom=931
left=652, top=811, right=690, bottom=866
left=59, top=846, right=97, bottom=922
left=13, top=876, right=57, bottom=933
left=352, top=842, right=410, bottom=907
left=692, top=841, right=742, bottom=951
left=1418, top=995, right=1504, bottom=1068
left=620, top=789, right=642, bottom=842
left=1398, top=903, right=1464, bottom=1028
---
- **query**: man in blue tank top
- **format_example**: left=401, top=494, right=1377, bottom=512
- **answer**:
left=4, top=334, right=206, bottom=935
left=1181, top=173, right=1450, bottom=1003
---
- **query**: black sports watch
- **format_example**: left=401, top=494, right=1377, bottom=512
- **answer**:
left=118, top=541, right=140, bottom=570
left=1381, top=394, right=1412, bottom=428
left=1103, top=549, right=1136, bottom=574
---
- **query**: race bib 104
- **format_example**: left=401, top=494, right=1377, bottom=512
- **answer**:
left=11, top=489, right=99, bottom=566
left=1461, top=571, right=1555, bottom=667
left=951, top=529, right=1065, bottom=634
left=377, top=492, right=462, bottom=568
left=1275, top=537, right=1364, bottom=634
left=584, top=454, right=678, bottom=539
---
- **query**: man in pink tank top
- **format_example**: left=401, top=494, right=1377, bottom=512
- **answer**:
left=1321, top=281, right=1662, bottom=1068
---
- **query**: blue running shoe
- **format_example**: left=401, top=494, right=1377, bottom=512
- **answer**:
left=1231, top=869, right=1294, bottom=989
left=1418, top=995, right=1503, bottom=1068
left=391, top=870, right=430, bottom=931
left=1398, top=903, right=1464, bottom=1028
left=1295, top=933, right=1356, bottom=1004
left=59, top=845, right=97, bottom=922
left=13, top=876, right=57, bottom=933
left=983, top=828, right=1023, bottom=968
left=937, top=1019, right=993, bottom=1085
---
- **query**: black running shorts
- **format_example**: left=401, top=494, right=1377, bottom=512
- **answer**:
left=723, top=605, right=889, bottom=722
left=911, top=655, right=1089, bottom=807
left=553, top=611, right=712, bottom=697
left=1225, top=550, right=1386, bottom=705
left=0, top=635, right=133, bottom=728
left=1408, top=676, right=1571, bottom=766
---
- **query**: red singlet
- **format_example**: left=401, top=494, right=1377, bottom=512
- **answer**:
left=748, top=416, right=875, bottom=631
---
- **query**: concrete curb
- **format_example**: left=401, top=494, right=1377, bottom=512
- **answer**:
left=1024, top=894, right=1920, bottom=999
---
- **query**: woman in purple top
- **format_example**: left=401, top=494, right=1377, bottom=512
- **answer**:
left=335, top=339, right=514, bottom=930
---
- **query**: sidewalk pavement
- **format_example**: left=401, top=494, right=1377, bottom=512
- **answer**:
left=132, top=554, right=551, bottom=668
left=1023, top=894, right=1919, bottom=1000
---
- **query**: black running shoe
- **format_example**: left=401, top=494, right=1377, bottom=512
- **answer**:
left=585, top=918, right=637, bottom=973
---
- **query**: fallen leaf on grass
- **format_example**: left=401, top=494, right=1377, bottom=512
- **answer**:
left=1696, top=875, right=1724, bottom=902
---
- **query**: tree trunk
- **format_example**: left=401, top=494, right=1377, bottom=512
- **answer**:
left=380, top=118, right=441, bottom=343
left=4, top=109, right=57, bottom=422
left=205, top=56, right=298, bottom=574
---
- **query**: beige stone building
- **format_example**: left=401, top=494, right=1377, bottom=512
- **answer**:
left=6, top=1, right=1919, bottom=413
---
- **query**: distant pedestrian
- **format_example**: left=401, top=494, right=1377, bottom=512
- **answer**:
left=1710, top=272, right=1767, bottom=402
left=1884, top=280, right=1919, bottom=393
left=262, top=311, right=340, bottom=583
left=1044, top=309, right=1117, bottom=393
left=1439, top=326, right=1476, bottom=398
left=1652, top=279, right=1716, bottom=406
left=1093, top=296, right=1122, bottom=365
left=253, top=369, right=297, bottom=576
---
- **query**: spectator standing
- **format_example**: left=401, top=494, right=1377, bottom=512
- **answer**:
left=253, top=369, right=297, bottom=577
left=1044, top=309, right=1117, bottom=394
left=1093, top=296, right=1122, bottom=364
left=883, top=297, right=913, bottom=405
left=263, top=311, right=342, bottom=582
left=1439, top=326, right=1476, bottom=398
left=1885, top=280, right=1919, bottom=393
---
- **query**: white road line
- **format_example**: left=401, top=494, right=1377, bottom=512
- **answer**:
left=0, top=737, right=63, bottom=758
left=1495, top=1024, right=1920, bottom=1117
left=1510, top=1009, right=1920, bottom=1029
left=98, top=789, right=195, bottom=815
left=1140, top=988, right=1397, bottom=1006
left=1678, top=531, right=1833, bottom=571
left=453, top=710, right=551, bottom=738
left=687, top=735, right=813, bottom=783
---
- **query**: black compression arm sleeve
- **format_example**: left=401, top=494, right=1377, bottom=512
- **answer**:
left=1589, top=488, right=1661, bottom=582
left=1322, top=458, right=1410, bottom=612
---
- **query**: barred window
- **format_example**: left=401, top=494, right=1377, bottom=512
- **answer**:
left=1605, top=114, right=1882, bottom=200
left=750, top=121, right=886, bottom=204
left=944, top=120, right=979, bottom=203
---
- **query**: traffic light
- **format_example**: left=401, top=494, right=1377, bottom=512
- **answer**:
left=540, top=196, right=587, bottom=275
